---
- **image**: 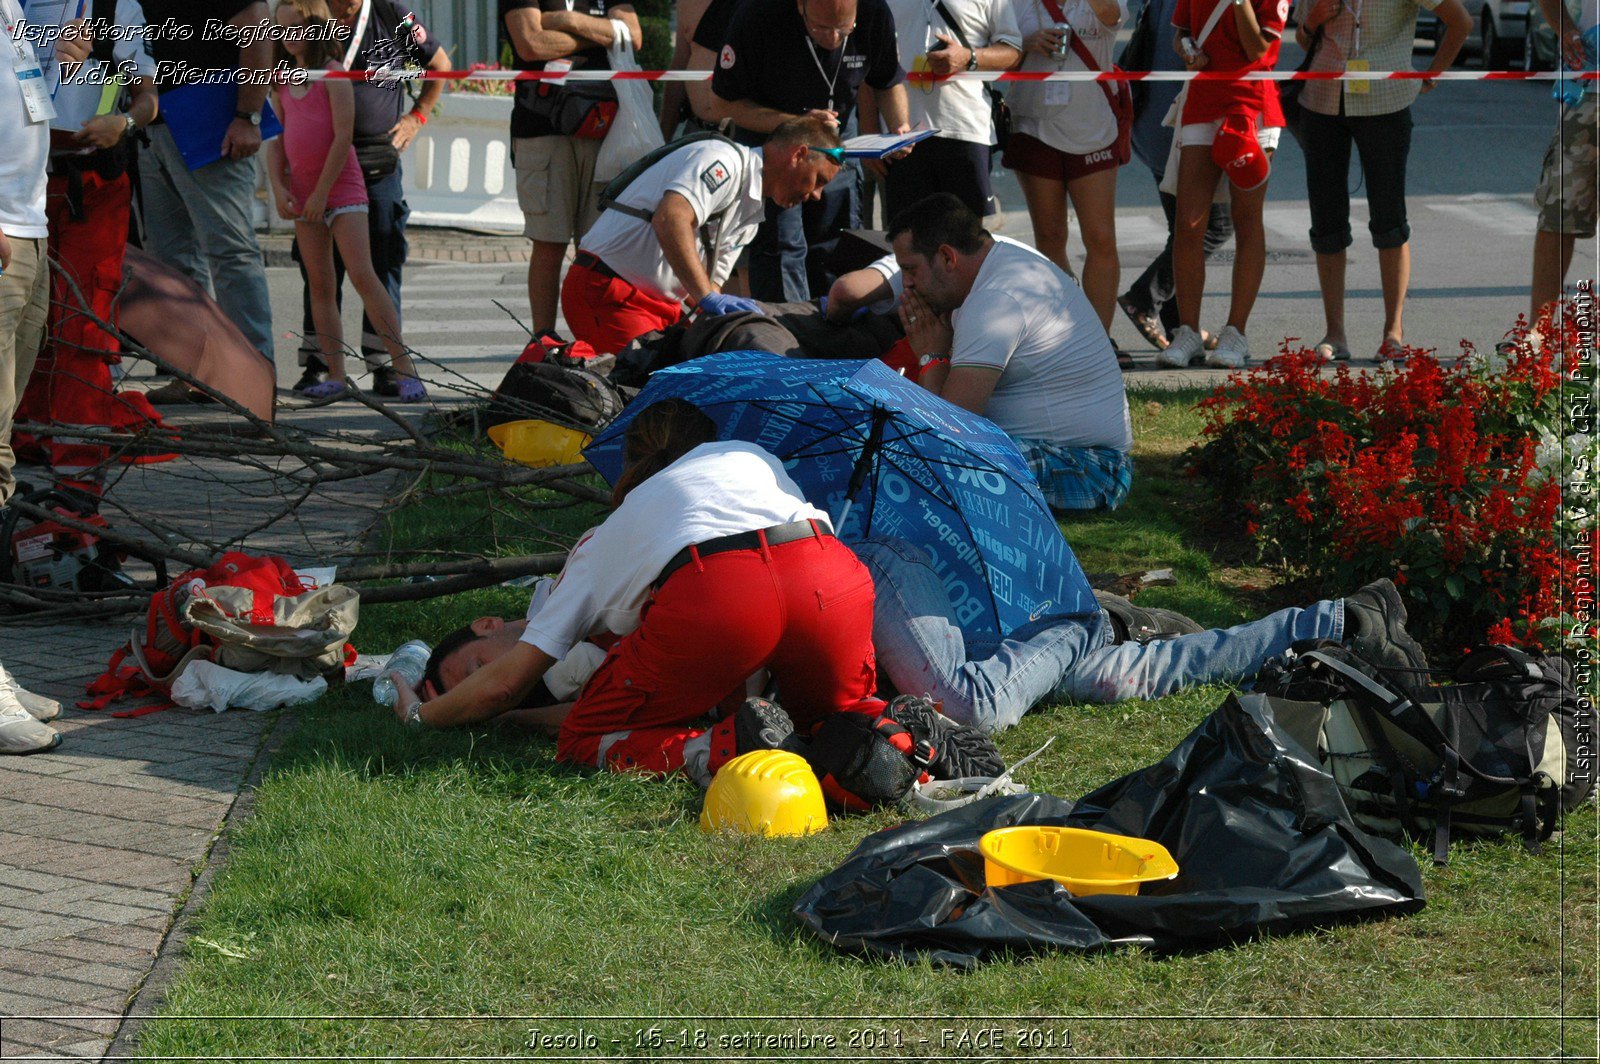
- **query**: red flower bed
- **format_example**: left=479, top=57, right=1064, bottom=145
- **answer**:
left=1188, top=305, right=1595, bottom=653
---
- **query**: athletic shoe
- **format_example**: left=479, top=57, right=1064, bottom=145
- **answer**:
left=0, top=665, right=60, bottom=722
left=1157, top=324, right=1206, bottom=368
left=733, top=696, right=808, bottom=756
left=1343, top=578, right=1430, bottom=673
left=144, top=379, right=216, bottom=405
left=1206, top=325, right=1250, bottom=369
left=370, top=366, right=400, bottom=397
left=882, top=694, right=1005, bottom=775
left=293, top=356, right=328, bottom=394
left=0, top=676, right=60, bottom=755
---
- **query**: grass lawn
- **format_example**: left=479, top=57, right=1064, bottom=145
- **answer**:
left=136, top=389, right=1598, bottom=1060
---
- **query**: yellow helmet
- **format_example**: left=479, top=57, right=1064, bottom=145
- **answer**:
left=699, top=750, right=828, bottom=837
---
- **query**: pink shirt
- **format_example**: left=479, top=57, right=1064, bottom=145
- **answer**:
left=277, top=71, right=368, bottom=211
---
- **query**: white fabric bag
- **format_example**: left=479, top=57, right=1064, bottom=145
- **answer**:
left=1158, top=0, right=1234, bottom=199
left=594, top=20, right=665, bottom=183
left=171, top=660, right=328, bottom=713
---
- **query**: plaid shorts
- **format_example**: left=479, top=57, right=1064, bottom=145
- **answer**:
left=1535, top=93, right=1599, bottom=239
left=1014, top=438, right=1134, bottom=513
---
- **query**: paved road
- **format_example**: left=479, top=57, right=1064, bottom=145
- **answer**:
left=251, top=73, right=1588, bottom=393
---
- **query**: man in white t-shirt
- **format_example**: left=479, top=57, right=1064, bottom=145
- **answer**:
left=559, top=115, right=844, bottom=355
left=883, top=0, right=1020, bottom=219
left=2, top=5, right=90, bottom=754
left=890, top=193, right=1134, bottom=512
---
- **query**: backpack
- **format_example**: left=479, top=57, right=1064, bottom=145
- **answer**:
left=487, top=339, right=629, bottom=431
left=1257, top=643, right=1594, bottom=864
left=81, top=552, right=359, bottom=717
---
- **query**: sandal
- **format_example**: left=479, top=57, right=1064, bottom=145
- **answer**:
left=1113, top=342, right=1135, bottom=371
left=396, top=376, right=429, bottom=403
left=301, top=378, right=355, bottom=404
left=1375, top=338, right=1408, bottom=363
left=1313, top=339, right=1352, bottom=363
left=1118, top=295, right=1169, bottom=350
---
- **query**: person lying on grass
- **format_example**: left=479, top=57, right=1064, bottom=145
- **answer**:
left=389, top=399, right=1003, bottom=806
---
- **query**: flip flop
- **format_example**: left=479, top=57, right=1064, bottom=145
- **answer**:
left=1313, top=340, right=1351, bottom=362
left=1118, top=296, right=1169, bottom=350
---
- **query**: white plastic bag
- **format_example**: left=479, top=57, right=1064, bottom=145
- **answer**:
left=593, top=19, right=665, bottom=183
left=171, top=660, right=328, bottom=714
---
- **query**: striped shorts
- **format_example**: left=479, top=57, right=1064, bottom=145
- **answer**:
left=1014, top=438, right=1134, bottom=513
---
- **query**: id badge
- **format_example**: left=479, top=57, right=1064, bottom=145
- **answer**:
left=1346, top=58, right=1371, bottom=95
left=13, top=54, right=56, bottom=123
left=1045, top=78, right=1072, bottom=106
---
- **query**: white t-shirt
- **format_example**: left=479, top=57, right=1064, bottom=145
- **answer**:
left=886, top=0, right=1021, bottom=145
left=1, top=0, right=49, bottom=237
left=35, top=0, right=154, bottom=133
left=1007, top=0, right=1128, bottom=155
left=865, top=252, right=904, bottom=312
left=951, top=236, right=1132, bottom=451
left=521, top=441, right=831, bottom=659
left=578, top=139, right=766, bottom=303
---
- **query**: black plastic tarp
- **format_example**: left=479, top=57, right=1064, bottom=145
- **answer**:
left=794, top=694, right=1426, bottom=967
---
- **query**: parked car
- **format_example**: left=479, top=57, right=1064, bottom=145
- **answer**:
left=1522, top=0, right=1559, bottom=70
left=1418, top=0, right=1529, bottom=67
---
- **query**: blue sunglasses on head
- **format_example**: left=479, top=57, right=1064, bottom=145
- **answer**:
left=808, top=145, right=846, bottom=163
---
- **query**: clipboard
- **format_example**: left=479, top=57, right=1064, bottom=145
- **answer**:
left=161, top=81, right=283, bottom=170
left=841, top=129, right=940, bottom=158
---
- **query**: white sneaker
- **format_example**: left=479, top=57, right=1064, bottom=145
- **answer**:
left=0, top=663, right=61, bottom=722
left=1207, top=325, right=1250, bottom=369
left=0, top=679, right=60, bottom=755
left=1157, top=325, right=1206, bottom=368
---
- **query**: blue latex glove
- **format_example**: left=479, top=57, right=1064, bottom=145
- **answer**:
left=698, top=292, right=763, bottom=316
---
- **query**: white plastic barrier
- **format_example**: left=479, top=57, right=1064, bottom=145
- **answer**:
left=253, top=93, right=522, bottom=234
left=403, top=93, right=522, bottom=233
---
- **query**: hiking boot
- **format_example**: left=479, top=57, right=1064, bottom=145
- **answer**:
left=1157, top=324, right=1206, bottom=368
left=0, top=665, right=61, bottom=722
left=734, top=696, right=807, bottom=755
left=1344, top=578, right=1430, bottom=673
left=293, top=356, right=328, bottom=394
left=882, top=694, right=1005, bottom=777
left=370, top=366, right=400, bottom=397
left=0, top=679, right=60, bottom=755
left=1094, top=591, right=1205, bottom=644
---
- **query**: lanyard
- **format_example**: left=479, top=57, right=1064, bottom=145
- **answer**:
left=805, top=33, right=848, bottom=108
left=1348, top=0, right=1363, bottom=58
left=341, top=0, right=372, bottom=69
left=3, top=0, right=32, bottom=60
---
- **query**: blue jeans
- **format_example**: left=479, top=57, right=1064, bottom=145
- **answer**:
left=748, top=161, right=860, bottom=302
left=294, top=167, right=411, bottom=369
left=137, top=123, right=274, bottom=360
left=855, top=538, right=1345, bottom=733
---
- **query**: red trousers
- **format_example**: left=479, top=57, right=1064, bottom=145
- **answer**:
left=559, top=260, right=682, bottom=355
left=15, top=170, right=167, bottom=488
left=556, top=532, right=885, bottom=777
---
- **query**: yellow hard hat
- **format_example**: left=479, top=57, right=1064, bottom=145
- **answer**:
left=700, top=750, right=828, bottom=837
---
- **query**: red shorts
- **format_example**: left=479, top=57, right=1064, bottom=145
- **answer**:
left=559, top=259, right=683, bottom=355
left=1003, top=132, right=1121, bottom=184
left=556, top=531, right=885, bottom=775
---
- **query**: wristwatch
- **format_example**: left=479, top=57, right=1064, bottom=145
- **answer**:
left=234, top=109, right=261, bottom=126
left=402, top=697, right=423, bottom=727
left=919, top=353, right=951, bottom=368
left=122, top=113, right=136, bottom=137
left=965, top=47, right=980, bottom=71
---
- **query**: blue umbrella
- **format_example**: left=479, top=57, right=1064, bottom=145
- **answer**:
left=582, top=351, right=1099, bottom=639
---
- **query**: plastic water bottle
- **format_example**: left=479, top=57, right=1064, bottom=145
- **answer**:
left=372, top=640, right=432, bottom=706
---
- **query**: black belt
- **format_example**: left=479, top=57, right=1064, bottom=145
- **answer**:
left=658, top=520, right=833, bottom=586
left=573, top=251, right=619, bottom=280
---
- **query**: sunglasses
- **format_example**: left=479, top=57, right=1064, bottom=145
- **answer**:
left=808, top=145, right=846, bottom=163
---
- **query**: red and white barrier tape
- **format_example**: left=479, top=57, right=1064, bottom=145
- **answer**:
left=301, top=67, right=1600, bottom=82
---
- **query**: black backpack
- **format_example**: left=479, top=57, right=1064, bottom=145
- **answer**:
left=1257, top=643, right=1594, bottom=864
left=486, top=344, right=628, bottom=431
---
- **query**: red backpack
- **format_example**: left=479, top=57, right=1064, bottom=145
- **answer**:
left=82, top=552, right=333, bottom=716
